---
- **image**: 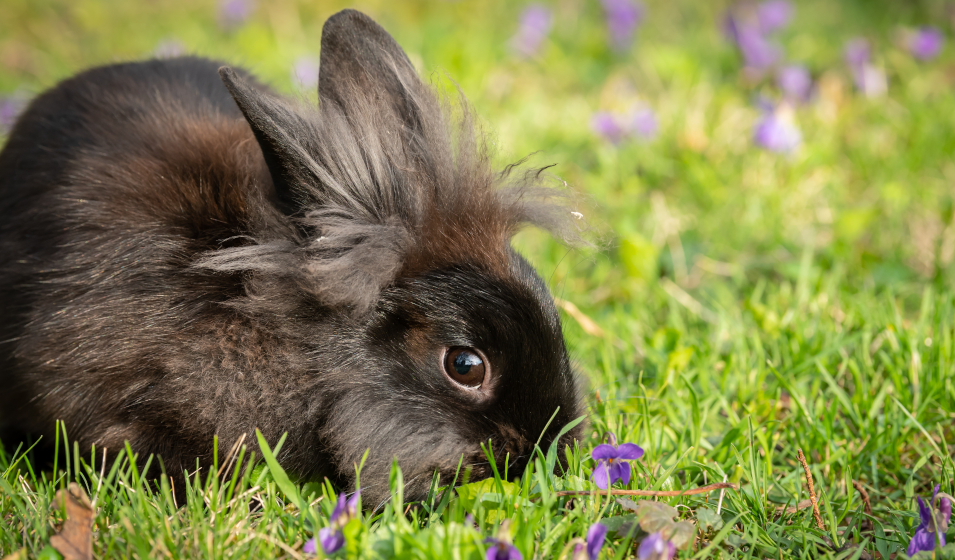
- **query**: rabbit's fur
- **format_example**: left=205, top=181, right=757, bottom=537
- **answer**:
left=0, top=9, right=584, bottom=504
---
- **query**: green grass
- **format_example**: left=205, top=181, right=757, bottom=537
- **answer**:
left=2, top=0, right=955, bottom=558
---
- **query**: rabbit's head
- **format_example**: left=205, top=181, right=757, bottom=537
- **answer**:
left=208, top=9, right=586, bottom=505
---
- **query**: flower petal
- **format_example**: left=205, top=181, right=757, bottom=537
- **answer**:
left=908, top=527, right=936, bottom=556
left=592, top=461, right=611, bottom=490
left=615, top=443, right=645, bottom=460
left=591, top=444, right=619, bottom=460
left=586, top=522, right=608, bottom=560
left=302, top=538, right=317, bottom=555
left=939, top=496, right=952, bottom=528
left=346, top=491, right=361, bottom=518
left=917, top=496, right=932, bottom=529
left=615, top=461, right=632, bottom=487
left=319, top=527, right=345, bottom=554
left=637, top=532, right=675, bottom=560
left=330, top=492, right=348, bottom=524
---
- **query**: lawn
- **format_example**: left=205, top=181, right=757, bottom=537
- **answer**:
left=2, top=0, right=955, bottom=558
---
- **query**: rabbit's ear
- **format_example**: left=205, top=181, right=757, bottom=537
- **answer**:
left=219, top=67, right=316, bottom=211
left=318, top=9, right=424, bottom=121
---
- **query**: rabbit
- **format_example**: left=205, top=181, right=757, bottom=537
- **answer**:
left=0, top=9, right=585, bottom=506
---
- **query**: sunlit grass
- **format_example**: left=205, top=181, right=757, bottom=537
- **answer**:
left=2, top=0, right=955, bottom=557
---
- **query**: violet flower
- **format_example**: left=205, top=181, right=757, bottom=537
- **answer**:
left=637, top=532, right=676, bottom=560
left=844, top=38, right=887, bottom=97
left=511, top=5, right=552, bottom=58
left=756, top=0, right=792, bottom=34
left=776, top=64, right=812, bottom=103
left=591, top=434, right=644, bottom=489
left=585, top=523, right=608, bottom=560
left=219, top=0, right=254, bottom=29
left=317, top=527, right=345, bottom=555
left=592, top=107, right=657, bottom=145
left=631, top=108, right=658, bottom=139
left=906, top=27, right=944, bottom=61
left=592, top=112, right=627, bottom=145
left=303, top=491, right=360, bottom=555
left=724, top=14, right=781, bottom=71
left=753, top=102, right=801, bottom=154
left=600, top=0, right=645, bottom=51
left=844, top=37, right=870, bottom=67
left=484, top=538, right=523, bottom=560
left=292, top=56, right=320, bottom=90
left=571, top=522, right=608, bottom=560
left=907, top=484, right=952, bottom=556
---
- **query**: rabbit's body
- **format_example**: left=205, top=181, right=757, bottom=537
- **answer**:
left=0, top=10, right=583, bottom=504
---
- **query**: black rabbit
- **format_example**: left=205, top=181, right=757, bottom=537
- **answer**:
left=0, top=9, right=584, bottom=505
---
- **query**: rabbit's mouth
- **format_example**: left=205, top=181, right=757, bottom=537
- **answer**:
left=431, top=423, right=574, bottom=489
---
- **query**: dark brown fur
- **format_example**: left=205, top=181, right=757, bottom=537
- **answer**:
left=0, top=9, right=584, bottom=506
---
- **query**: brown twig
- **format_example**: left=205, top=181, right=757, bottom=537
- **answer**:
left=851, top=479, right=873, bottom=532
left=797, top=449, right=826, bottom=531
left=851, top=480, right=871, bottom=517
left=549, top=482, right=737, bottom=499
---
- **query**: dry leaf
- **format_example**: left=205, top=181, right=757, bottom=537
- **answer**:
left=50, top=483, right=93, bottom=560
left=665, top=520, right=696, bottom=548
left=1, top=549, right=26, bottom=560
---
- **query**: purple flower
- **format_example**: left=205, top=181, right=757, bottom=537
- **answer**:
left=586, top=523, right=608, bottom=560
left=219, top=0, right=254, bottom=29
left=0, top=94, right=27, bottom=136
left=724, top=14, right=781, bottom=71
left=591, top=434, right=644, bottom=489
left=907, top=27, right=944, bottom=61
left=844, top=38, right=886, bottom=97
left=572, top=522, right=609, bottom=560
left=292, top=56, right=320, bottom=90
left=318, top=527, right=346, bottom=554
left=631, top=108, right=658, bottom=139
left=844, top=38, right=870, bottom=67
left=484, top=538, right=523, bottom=560
left=592, top=112, right=627, bottom=144
left=600, top=0, right=645, bottom=51
left=330, top=491, right=360, bottom=525
left=776, top=64, right=812, bottom=103
left=304, top=492, right=360, bottom=555
left=753, top=103, right=801, bottom=154
left=756, top=0, right=792, bottom=34
left=592, top=108, right=657, bottom=145
left=511, top=5, right=552, bottom=58
left=637, top=532, right=676, bottom=560
left=907, top=484, right=952, bottom=556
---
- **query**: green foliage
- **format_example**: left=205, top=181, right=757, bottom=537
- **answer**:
left=3, top=0, right=955, bottom=557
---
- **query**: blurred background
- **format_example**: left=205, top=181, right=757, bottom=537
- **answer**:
left=2, top=0, right=955, bottom=362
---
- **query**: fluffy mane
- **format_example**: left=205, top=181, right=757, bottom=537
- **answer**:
left=197, top=10, right=583, bottom=314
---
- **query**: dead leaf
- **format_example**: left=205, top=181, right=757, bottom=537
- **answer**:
left=665, top=520, right=696, bottom=548
left=50, top=483, right=93, bottom=560
left=1, top=549, right=26, bottom=560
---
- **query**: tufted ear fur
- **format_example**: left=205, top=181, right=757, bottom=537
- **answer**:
left=209, top=9, right=585, bottom=316
left=317, top=9, right=424, bottom=122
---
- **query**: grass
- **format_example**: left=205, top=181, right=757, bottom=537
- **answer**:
left=2, top=0, right=955, bottom=558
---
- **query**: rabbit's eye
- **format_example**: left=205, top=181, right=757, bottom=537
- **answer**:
left=443, top=347, right=487, bottom=388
